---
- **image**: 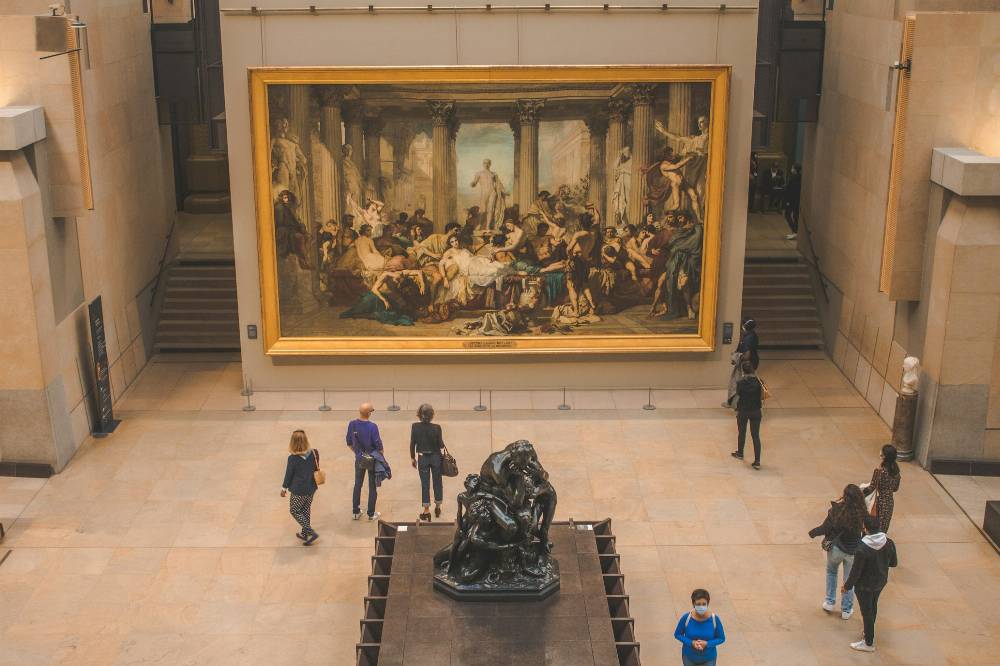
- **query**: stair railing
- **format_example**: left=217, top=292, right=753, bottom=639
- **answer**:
left=799, top=215, right=829, bottom=304
left=148, top=215, right=179, bottom=306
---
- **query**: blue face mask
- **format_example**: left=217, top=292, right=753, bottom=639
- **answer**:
left=694, top=604, right=708, bottom=615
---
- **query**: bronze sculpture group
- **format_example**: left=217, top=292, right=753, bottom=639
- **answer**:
left=433, top=440, right=560, bottom=599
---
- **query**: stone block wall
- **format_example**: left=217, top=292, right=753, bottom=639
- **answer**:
left=0, top=3, right=175, bottom=470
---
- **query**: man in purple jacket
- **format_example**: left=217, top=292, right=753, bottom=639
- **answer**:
left=347, top=402, right=383, bottom=521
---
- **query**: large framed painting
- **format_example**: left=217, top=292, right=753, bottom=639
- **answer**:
left=250, top=66, right=730, bottom=355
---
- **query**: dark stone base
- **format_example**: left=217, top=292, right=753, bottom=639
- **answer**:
left=985, top=501, right=1000, bottom=547
left=0, top=462, right=54, bottom=478
left=433, top=559, right=561, bottom=601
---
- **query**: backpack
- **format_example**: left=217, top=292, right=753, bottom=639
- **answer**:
left=684, top=611, right=718, bottom=633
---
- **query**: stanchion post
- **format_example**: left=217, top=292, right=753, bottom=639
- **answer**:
left=557, top=386, right=571, bottom=411
left=319, top=387, right=331, bottom=412
left=242, top=388, right=256, bottom=412
left=241, top=376, right=252, bottom=397
left=474, top=388, right=487, bottom=412
left=387, top=387, right=401, bottom=412
left=642, top=386, right=656, bottom=411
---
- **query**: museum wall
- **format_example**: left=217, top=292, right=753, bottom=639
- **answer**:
left=0, top=3, right=175, bottom=469
left=220, top=1, right=759, bottom=390
left=801, top=5, right=1000, bottom=460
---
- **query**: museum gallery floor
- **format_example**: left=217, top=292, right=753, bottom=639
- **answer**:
left=2, top=357, right=1000, bottom=664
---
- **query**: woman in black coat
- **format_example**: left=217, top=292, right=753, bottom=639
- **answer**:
left=410, top=404, right=445, bottom=522
left=281, top=430, right=320, bottom=545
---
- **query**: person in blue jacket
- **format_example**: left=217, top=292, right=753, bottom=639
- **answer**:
left=674, top=588, right=726, bottom=665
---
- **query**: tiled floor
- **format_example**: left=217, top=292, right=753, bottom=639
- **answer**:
left=2, top=357, right=999, bottom=665
left=935, top=474, right=1000, bottom=547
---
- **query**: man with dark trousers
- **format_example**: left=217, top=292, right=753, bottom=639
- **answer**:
left=347, top=402, right=383, bottom=521
left=843, top=521, right=898, bottom=652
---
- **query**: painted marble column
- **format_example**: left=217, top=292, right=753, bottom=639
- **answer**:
left=288, top=85, right=313, bottom=229
left=318, top=89, right=344, bottom=225
left=584, top=114, right=608, bottom=220
left=509, top=118, right=521, bottom=208
left=448, top=117, right=460, bottom=225
left=428, top=101, right=455, bottom=233
left=628, top=84, right=656, bottom=228
left=605, top=99, right=629, bottom=225
left=667, top=82, right=693, bottom=150
left=515, top=100, right=544, bottom=211
left=342, top=104, right=365, bottom=183
left=363, top=113, right=385, bottom=201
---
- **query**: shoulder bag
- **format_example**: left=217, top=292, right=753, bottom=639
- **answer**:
left=758, top=376, right=772, bottom=403
left=440, top=445, right=459, bottom=478
left=353, top=429, right=376, bottom=471
left=313, top=449, right=326, bottom=486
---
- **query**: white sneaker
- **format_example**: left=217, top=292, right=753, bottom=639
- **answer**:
left=367, top=511, right=381, bottom=522
left=850, top=640, right=875, bottom=652
left=822, top=601, right=835, bottom=613
left=784, top=233, right=797, bottom=240
left=841, top=608, right=853, bottom=620
left=352, top=512, right=360, bottom=521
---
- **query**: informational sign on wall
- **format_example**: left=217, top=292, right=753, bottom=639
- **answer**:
left=88, top=296, right=120, bottom=437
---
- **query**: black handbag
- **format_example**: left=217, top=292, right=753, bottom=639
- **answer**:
left=353, top=429, right=376, bottom=471
left=440, top=446, right=459, bottom=477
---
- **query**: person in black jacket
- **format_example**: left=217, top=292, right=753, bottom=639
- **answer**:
left=808, top=484, right=875, bottom=620
left=842, top=522, right=898, bottom=652
left=737, top=318, right=760, bottom=370
left=730, top=361, right=764, bottom=469
left=410, top=403, right=445, bottom=522
left=280, top=430, right=320, bottom=545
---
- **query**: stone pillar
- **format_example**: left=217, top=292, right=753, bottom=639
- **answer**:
left=342, top=104, right=365, bottom=181
left=584, top=114, right=608, bottom=220
left=389, top=125, right=415, bottom=211
left=628, top=85, right=656, bottom=228
left=509, top=119, right=521, bottom=207
left=428, top=101, right=455, bottom=233
left=515, top=100, right=544, bottom=211
left=667, top=82, right=693, bottom=151
left=318, top=89, right=343, bottom=225
left=288, top=85, right=313, bottom=228
left=448, top=117, right=460, bottom=225
left=605, top=99, right=629, bottom=225
left=363, top=113, right=385, bottom=201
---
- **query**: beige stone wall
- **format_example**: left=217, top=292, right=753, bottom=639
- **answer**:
left=220, top=2, right=759, bottom=390
left=0, top=3, right=175, bottom=469
left=803, top=4, right=1000, bottom=460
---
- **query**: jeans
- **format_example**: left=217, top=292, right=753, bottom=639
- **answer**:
left=682, top=654, right=716, bottom=666
left=855, top=587, right=882, bottom=646
left=736, top=410, right=762, bottom=464
left=418, top=452, right=443, bottom=506
left=825, top=545, right=854, bottom=612
left=352, top=458, right=377, bottom=517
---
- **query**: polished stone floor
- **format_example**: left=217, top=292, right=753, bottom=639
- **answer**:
left=1, top=357, right=999, bottom=665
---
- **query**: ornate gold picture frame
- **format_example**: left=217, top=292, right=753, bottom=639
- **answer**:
left=249, top=66, right=730, bottom=356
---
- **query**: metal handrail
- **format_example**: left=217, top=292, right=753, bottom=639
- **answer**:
left=220, top=3, right=757, bottom=15
left=147, top=215, right=179, bottom=306
left=799, top=215, right=829, bottom=304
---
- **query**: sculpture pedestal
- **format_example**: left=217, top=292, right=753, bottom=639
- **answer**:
left=434, top=558, right=560, bottom=601
left=892, top=393, right=918, bottom=461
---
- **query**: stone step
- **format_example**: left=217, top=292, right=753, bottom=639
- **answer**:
left=166, top=276, right=237, bottom=289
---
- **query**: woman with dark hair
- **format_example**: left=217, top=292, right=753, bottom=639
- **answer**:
left=674, top=588, right=726, bottom=665
left=410, top=403, right=445, bottom=522
left=736, top=318, right=759, bottom=370
left=730, top=360, right=764, bottom=470
left=864, top=445, right=901, bottom=532
left=808, top=484, right=874, bottom=619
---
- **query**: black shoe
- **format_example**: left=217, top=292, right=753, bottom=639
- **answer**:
left=303, top=533, right=319, bottom=546
left=752, top=462, right=761, bottom=470
left=295, top=532, right=307, bottom=541
left=419, top=511, right=431, bottom=523
left=731, top=451, right=743, bottom=460
left=434, top=504, right=442, bottom=518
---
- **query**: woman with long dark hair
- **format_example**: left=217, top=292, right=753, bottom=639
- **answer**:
left=808, top=484, right=873, bottom=619
left=864, top=445, right=901, bottom=533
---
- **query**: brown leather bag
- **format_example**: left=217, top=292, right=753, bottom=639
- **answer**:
left=313, top=449, right=326, bottom=486
left=440, top=446, right=459, bottom=478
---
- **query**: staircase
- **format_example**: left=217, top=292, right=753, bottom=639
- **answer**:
left=153, top=259, right=239, bottom=353
left=742, top=259, right=824, bottom=349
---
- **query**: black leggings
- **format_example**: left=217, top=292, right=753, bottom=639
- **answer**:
left=736, top=410, right=762, bottom=464
left=856, top=587, right=882, bottom=646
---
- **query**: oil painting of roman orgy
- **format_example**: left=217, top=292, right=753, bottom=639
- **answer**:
left=255, top=70, right=727, bottom=352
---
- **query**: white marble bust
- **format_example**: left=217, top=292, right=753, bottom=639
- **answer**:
left=901, top=356, right=921, bottom=396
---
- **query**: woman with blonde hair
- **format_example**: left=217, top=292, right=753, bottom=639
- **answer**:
left=281, top=429, right=321, bottom=545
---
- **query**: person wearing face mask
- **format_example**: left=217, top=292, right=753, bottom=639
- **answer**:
left=674, top=589, right=726, bottom=665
